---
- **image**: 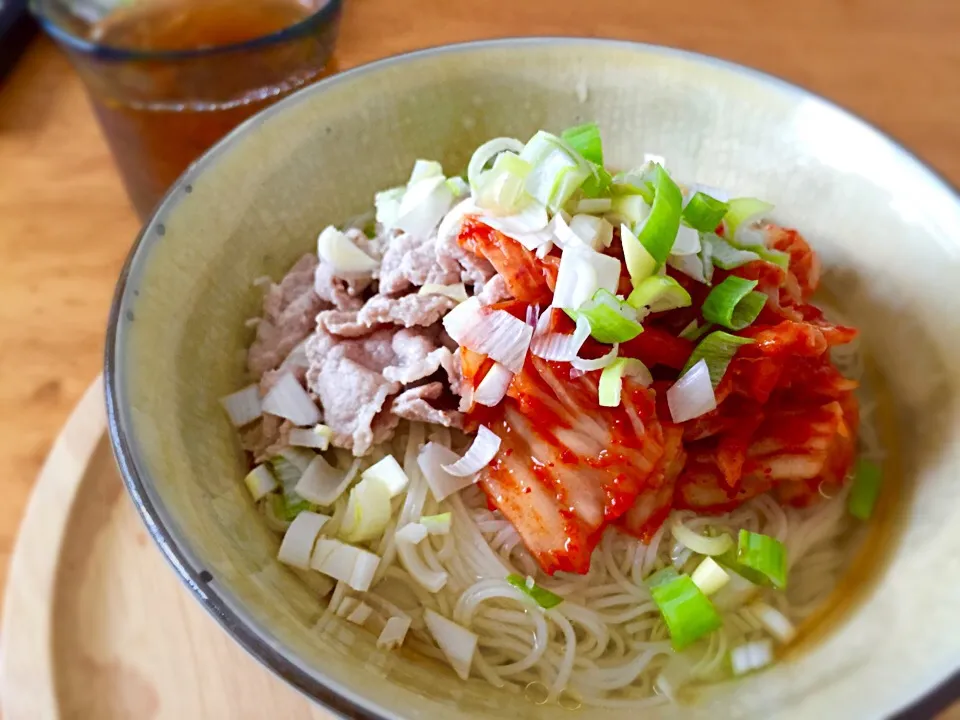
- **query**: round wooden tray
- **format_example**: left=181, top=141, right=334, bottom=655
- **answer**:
left=0, top=377, right=335, bottom=719
left=2, top=378, right=958, bottom=719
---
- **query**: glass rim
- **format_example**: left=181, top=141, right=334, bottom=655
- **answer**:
left=29, top=0, right=342, bottom=62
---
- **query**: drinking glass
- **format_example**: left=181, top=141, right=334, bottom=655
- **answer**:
left=31, top=0, right=342, bottom=219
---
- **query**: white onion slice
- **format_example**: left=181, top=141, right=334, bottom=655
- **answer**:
left=437, top=198, right=478, bottom=246
left=396, top=523, right=448, bottom=591
left=530, top=310, right=591, bottom=361
left=219, top=384, right=262, bottom=427
left=691, top=557, right=730, bottom=596
left=278, top=339, right=310, bottom=372
left=667, top=359, right=716, bottom=423
left=395, top=522, right=428, bottom=545
left=667, top=251, right=709, bottom=284
left=442, top=297, right=533, bottom=373
left=670, top=519, right=734, bottom=556
left=375, top=186, right=406, bottom=227
left=654, top=653, right=695, bottom=702
left=479, top=201, right=549, bottom=246
left=551, top=211, right=581, bottom=249
left=749, top=601, right=797, bottom=643
left=317, top=226, right=379, bottom=276
left=731, top=639, right=774, bottom=676
left=474, top=362, right=513, bottom=407
left=418, top=442, right=477, bottom=501
left=711, top=568, right=760, bottom=612
left=288, top=425, right=332, bottom=451
left=338, top=476, right=393, bottom=543
left=552, top=243, right=621, bottom=310
left=243, top=465, right=277, bottom=501
left=535, top=239, right=555, bottom=259
left=345, top=601, right=373, bottom=626
left=277, top=511, right=330, bottom=569
left=310, top=538, right=381, bottom=592
left=575, top=197, right=613, bottom=214
left=361, top=455, right=410, bottom=498
left=395, top=176, right=455, bottom=238
left=644, top=152, right=667, bottom=167
left=424, top=609, right=478, bottom=681
left=442, top=426, right=501, bottom=477
left=261, top=372, right=321, bottom=427
left=295, top=454, right=358, bottom=506
left=377, top=616, right=412, bottom=650
left=670, top=224, right=702, bottom=256
left=524, top=304, right=541, bottom=328
left=467, top=137, right=526, bottom=191
left=570, top=343, right=619, bottom=372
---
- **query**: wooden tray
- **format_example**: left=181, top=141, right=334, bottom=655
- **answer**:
left=2, top=378, right=957, bottom=719
left=0, top=377, right=335, bottom=719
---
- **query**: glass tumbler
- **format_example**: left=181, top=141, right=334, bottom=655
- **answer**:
left=31, top=0, right=342, bottom=219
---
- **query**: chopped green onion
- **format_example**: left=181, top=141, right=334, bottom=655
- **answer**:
left=475, top=151, right=533, bottom=212
left=581, top=165, right=612, bottom=198
left=468, top=137, right=526, bottom=196
left=678, top=320, right=713, bottom=341
left=627, top=275, right=692, bottom=313
left=703, top=232, right=789, bottom=270
left=446, top=176, right=469, bottom=197
left=701, top=276, right=767, bottom=331
left=338, top=476, right=393, bottom=543
left=520, top=131, right=592, bottom=212
left=681, top=331, right=756, bottom=387
left=611, top=169, right=654, bottom=203
left=702, top=233, right=761, bottom=269
left=848, top=459, right=882, bottom=520
left=272, top=492, right=311, bottom=522
left=268, top=454, right=315, bottom=519
left=575, top=197, right=612, bottom=214
left=724, top=197, right=774, bottom=239
left=621, top=223, right=657, bottom=285
left=506, top=573, right=564, bottom=609
left=758, top=247, right=790, bottom=268
left=691, top=557, right=730, bottom=596
left=683, top=192, right=729, bottom=232
left=421, top=512, right=452, bottom=535
left=576, top=289, right=644, bottom=343
left=647, top=568, right=722, bottom=650
left=269, top=455, right=303, bottom=488
left=608, top=195, right=650, bottom=226
left=560, top=122, right=603, bottom=165
left=633, top=165, right=683, bottom=266
left=598, top=357, right=652, bottom=407
left=737, top=530, right=787, bottom=589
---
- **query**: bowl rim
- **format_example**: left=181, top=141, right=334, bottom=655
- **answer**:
left=103, top=35, right=960, bottom=720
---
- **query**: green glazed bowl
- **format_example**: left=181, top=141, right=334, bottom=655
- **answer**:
left=105, top=38, right=960, bottom=719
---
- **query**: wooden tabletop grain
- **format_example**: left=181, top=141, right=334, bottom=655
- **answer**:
left=1, top=1, right=959, bottom=712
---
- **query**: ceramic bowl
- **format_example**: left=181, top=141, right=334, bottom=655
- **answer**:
left=105, top=38, right=960, bottom=719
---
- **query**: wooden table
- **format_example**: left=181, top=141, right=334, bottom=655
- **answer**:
left=1, top=1, right=959, bottom=713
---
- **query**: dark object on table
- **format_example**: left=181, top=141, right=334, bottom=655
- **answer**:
left=0, top=0, right=37, bottom=83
